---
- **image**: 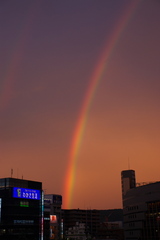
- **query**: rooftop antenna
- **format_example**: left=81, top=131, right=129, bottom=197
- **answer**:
left=128, top=157, right=130, bottom=170
left=11, top=168, right=13, bottom=178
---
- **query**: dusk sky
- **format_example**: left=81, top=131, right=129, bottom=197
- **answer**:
left=1, top=0, right=160, bottom=210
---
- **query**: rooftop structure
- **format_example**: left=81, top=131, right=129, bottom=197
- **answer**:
left=121, top=170, right=160, bottom=240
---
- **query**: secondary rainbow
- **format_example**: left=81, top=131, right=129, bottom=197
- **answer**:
left=63, top=0, right=141, bottom=209
left=0, top=3, right=37, bottom=112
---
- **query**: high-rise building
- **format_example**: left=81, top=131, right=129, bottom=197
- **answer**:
left=121, top=169, right=136, bottom=198
left=0, top=177, right=43, bottom=240
left=44, top=194, right=62, bottom=240
left=121, top=170, right=160, bottom=240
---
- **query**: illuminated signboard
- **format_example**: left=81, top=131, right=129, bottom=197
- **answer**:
left=14, top=219, right=34, bottom=225
left=13, top=187, right=40, bottom=200
left=50, top=215, right=57, bottom=224
left=20, top=201, right=29, bottom=207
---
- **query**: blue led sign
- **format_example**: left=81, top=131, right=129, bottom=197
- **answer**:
left=13, top=187, right=40, bottom=200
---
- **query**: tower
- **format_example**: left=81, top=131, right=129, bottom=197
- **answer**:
left=121, top=170, right=136, bottom=202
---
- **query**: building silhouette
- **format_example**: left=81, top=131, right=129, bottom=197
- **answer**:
left=121, top=169, right=160, bottom=240
left=121, top=170, right=136, bottom=199
left=62, top=209, right=100, bottom=239
left=44, top=194, right=62, bottom=240
left=0, top=177, right=43, bottom=240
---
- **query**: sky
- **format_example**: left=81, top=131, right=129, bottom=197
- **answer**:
left=0, top=0, right=160, bottom=210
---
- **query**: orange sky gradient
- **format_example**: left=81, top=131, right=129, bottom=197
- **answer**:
left=0, top=0, right=160, bottom=209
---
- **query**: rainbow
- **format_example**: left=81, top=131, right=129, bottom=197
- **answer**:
left=63, top=0, right=141, bottom=209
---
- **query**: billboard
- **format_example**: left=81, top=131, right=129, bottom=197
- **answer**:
left=50, top=215, right=57, bottom=224
left=13, top=187, right=41, bottom=200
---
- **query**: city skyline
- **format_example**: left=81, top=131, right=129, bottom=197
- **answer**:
left=1, top=0, right=160, bottom=209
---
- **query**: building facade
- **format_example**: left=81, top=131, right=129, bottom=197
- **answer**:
left=65, top=222, right=87, bottom=240
left=0, top=177, right=43, bottom=240
left=121, top=170, right=160, bottom=240
left=62, top=209, right=100, bottom=239
left=44, top=194, right=62, bottom=240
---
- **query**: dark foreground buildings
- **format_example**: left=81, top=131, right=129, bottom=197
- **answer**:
left=44, top=194, right=63, bottom=240
left=121, top=169, right=160, bottom=240
left=62, top=208, right=124, bottom=240
left=0, top=177, right=43, bottom=240
left=62, top=208, right=100, bottom=239
left=0, top=176, right=124, bottom=240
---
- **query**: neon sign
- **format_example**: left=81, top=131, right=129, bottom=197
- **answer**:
left=13, top=187, right=41, bottom=200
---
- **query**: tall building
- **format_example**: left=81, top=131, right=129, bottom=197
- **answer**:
left=121, top=170, right=136, bottom=198
left=44, top=194, right=62, bottom=240
left=121, top=170, right=160, bottom=240
left=0, top=177, right=43, bottom=240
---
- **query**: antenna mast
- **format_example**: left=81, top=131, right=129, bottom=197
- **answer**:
left=128, top=158, right=130, bottom=170
left=11, top=168, right=13, bottom=178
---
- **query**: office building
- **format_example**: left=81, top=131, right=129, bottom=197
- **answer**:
left=65, top=222, right=86, bottom=240
left=121, top=169, right=160, bottom=240
left=44, top=194, right=62, bottom=240
left=121, top=169, right=136, bottom=199
left=62, top=209, right=100, bottom=239
left=0, top=177, right=43, bottom=240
